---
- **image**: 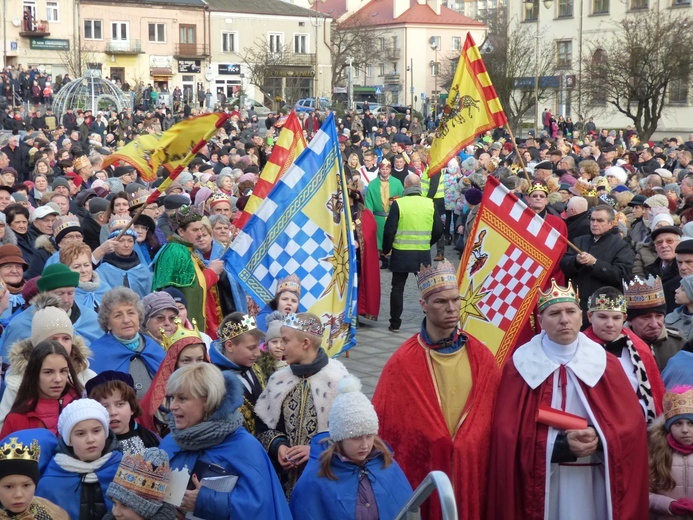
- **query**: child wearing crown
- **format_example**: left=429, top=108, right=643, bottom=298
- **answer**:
left=0, top=438, right=68, bottom=519
left=255, top=312, right=348, bottom=498
left=649, top=386, right=693, bottom=518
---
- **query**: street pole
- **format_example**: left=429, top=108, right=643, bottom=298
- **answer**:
left=534, top=10, right=540, bottom=136
left=434, top=46, right=438, bottom=119
left=410, top=57, right=414, bottom=114
left=347, top=56, right=353, bottom=111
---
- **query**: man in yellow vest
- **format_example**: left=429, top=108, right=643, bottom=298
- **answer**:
left=420, top=167, right=446, bottom=261
left=382, top=173, right=444, bottom=332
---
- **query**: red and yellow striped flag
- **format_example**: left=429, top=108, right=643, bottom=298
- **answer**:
left=234, top=111, right=306, bottom=230
left=428, top=32, right=508, bottom=177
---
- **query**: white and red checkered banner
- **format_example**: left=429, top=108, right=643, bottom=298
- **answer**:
left=457, top=176, right=567, bottom=366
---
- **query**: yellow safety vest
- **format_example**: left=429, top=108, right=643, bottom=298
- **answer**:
left=393, top=195, right=434, bottom=251
left=420, top=168, right=445, bottom=200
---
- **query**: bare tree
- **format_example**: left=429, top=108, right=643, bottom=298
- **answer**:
left=582, top=9, right=693, bottom=141
left=330, top=14, right=396, bottom=90
left=57, top=44, right=102, bottom=78
left=240, top=36, right=293, bottom=108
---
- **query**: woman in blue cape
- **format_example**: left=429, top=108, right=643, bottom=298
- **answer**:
left=290, top=375, right=412, bottom=519
left=159, top=363, right=291, bottom=519
left=95, top=225, right=152, bottom=299
left=36, top=399, right=123, bottom=520
left=88, top=288, right=164, bottom=398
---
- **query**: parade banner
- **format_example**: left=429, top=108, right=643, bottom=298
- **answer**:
left=225, top=113, right=358, bottom=357
left=458, top=176, right=567, bottom=366
left=104, top=113, right=229, bottom=182
left=234, top=111, right=306, bottom=230
left=428, top=32, right=507, bottom=177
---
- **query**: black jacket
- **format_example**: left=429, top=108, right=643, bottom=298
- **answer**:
left=560, top=227, right=635, bottom=311
left=566, top=211, right=591, bottom=242
left=646, top=258, right=680, bottom=314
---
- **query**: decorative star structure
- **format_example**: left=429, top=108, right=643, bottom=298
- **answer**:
left=321, top=231, right=350, bottom=299
left=459, top=279, right=489, bottom=325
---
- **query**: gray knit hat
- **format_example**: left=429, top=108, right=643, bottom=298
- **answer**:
left=142, top=292, right=178, bottom=323
left=681, top=275, right=693, bottom=303
left=31, top=302, right=73, bottom=345
left=265, top=313, right=284, bottom=343
left=329, top=375, right=379, bottom=442
left=107, top=448, right=171, bottom=519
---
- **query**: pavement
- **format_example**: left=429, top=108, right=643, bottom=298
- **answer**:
left=339, top=249, right=460, bottom=397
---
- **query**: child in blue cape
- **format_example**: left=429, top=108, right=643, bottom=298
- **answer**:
left=36, top=399, right=123, bottom=520
left=289, top=374, right=412, bottom=519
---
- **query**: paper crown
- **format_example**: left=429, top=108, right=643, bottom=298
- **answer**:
left=73, top=155, right=90, bottom=171
left=623, top=275, right=665, bottom=309
left=109, top=215, right=132, bottom=231
left=112, top=452, right=170, bottom=503
left=277, top=274, right=301, bottom=295
left=528, top=181, right=550, bottom=195
left=128, top=188, right=151, bottom=208
left=537, top=279, right=580, bottom=312
left=160, top=318, right=202, bottom=351
left=593, top=176, right=610, bottom=190
left=218, top=314, right=259, bottom=342
left=52, top=214, right=81, bottom=235
left=588, top=292, right=627, bottom=313
left=0, top=438, right=40, bottom=463
left=283, top=313, right=324, bottom=338
left=208, top=192, right=231, bottom=208
left=664, top=387, right=693, bottom=422
left=416, top=260, right=458, bottom=299
left=171, top=204, right=204, bottom=229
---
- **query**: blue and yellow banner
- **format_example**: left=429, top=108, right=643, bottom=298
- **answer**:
left=225, top=113, right=357, bottom=357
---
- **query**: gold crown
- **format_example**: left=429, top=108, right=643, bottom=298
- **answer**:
left=588, top=293, right=627, bottom=313
left=623, top=275, right=665, bottom=309
left=128, top=188, right=151, bottom=208
left=109, top=216, right=132, bottom=230
left=0, top=438, right=40, bottom=463
left=208, top=192, right=231, bottom=207
left=537, top=279, right=580, bottom=312
left=52, top=214, right=81, bottom=235
left=219, top=314, right=259, bottom=342
left=73, top=155, right=90, bottom=171
left=160, top=318, right=202, bottom=351
left=416, top=260, right=458, bottom=299
left=664, top=387, right=693, bottom=422
left=112, top=452, right=170, bottom=503
left=277, top=274, right=301, bottom=295
left=528, top=181, right=549, bottom=195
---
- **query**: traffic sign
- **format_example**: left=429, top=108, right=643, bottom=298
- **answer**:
left=375, top=86, right=382, bottom=95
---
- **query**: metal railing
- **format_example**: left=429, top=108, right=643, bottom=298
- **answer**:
left=174, top=43, right=209, bottom=57
left=395, top=471, right=458, bottom=520
left=106, top=39, right=142, bottom=54
left=19, top=20, right=50, bottom=36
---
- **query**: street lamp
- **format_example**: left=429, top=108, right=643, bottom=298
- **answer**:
left=308, top=0, right=326, bottom=114
left=429, top=37, right=439, bottom=120
left=347, top=56, right=354, bottom=111
left=525, top=0, right=553, bottom=136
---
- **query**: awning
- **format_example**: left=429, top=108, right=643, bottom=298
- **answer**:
left=150, top=67, right=173, bottom=76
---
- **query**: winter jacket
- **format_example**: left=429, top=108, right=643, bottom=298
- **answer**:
left=0, top=389, right=79, bottom=437
left=25, top=234, right=56, bottom=280
left=666, top=307, right=693, bottom=342
left=634, top=240, right=658, bottom=277
left=565, top=211, right=591, bottom=242
left=647, top=258, right=681, bottom=314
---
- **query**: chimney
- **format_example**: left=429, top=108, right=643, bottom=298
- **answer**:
left=427, top=0, right=441, bottom=15
left=393, top=0, right=409, bottom=19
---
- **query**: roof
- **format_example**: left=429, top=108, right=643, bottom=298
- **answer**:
left=206, top=0, right=329, bottom=17
left=330, top=0, right=484, bottom=27
left=84, top=0, right=206, bottom=6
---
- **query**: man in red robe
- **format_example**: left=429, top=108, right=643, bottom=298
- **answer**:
left=372, top=260, right=500, bottom=520
left=487, top=280, right=649, bottom=520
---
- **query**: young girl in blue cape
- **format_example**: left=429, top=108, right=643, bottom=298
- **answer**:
left=36, top=399, right=123, bottom=520
left=290, top=374, right=412, bottom=519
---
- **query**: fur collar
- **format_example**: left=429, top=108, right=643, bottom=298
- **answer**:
left=34, top=233, right=57, bottom=254
left=255, top=358, right=348, bottom=431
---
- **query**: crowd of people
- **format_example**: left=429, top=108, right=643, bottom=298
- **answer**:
left=0, top=89, right=692, bottom=519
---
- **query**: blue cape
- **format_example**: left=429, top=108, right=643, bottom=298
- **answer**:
left=160, top=427, right=291, bottom=519
left=1, top=302, right=103, bottom=358
left=200, top=241, right=248, bottom=313
left=1, top=428, right=58, bottom=476
left=75, top=279, right=112, bottom=314
left=289, top=432, right=412, bottom=520
left=36, top=450, right=122, bottom=519
left=88, top=332, right=165, bottom=378
left=0, top=292, right=24, bottom=326
left=95, top=262, right=152, bottom=299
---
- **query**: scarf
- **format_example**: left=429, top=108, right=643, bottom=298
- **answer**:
left=78, top=270, right=101, bottom=293
left=169, top=412, right=243, bottom=451
left=54, top=452, right=112, bottom=483
left=103, top=251, right=140, bottom=270
left=419, top=318, right=466, bottom=353
left=112, top=332, right=141, bottom=352
left=667, top=433, right=693, bottom=455
left=290, top=347, right=329, bottom=377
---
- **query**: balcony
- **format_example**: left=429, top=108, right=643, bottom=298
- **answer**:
left=105, top=39, right=143, bottom=54
left=174, top=43, right=209, bottom=58
left=19, top=20, right=50, bottom=37
left=282, top=52, right=315, bottom=67
left=384, top=73, right=401, bottom=85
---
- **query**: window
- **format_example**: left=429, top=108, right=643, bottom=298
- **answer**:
left=557, top=40, right=572, bottom=68
left=269, top=33, right=283, bottom=53
left=430, top=61, right=440, bottom=76
left=353, top=65, right=360, bottom=78
left=670, top=76, right=689, bottom=104
left=148, top=23, right=165, bottom=43
left=379, top=63, right=385, bottom=76
left=558, top=0, right=573, bottom=17
left=84, top=19, right=102, bottom=40
left=294, top=34, right=308, bottom=54
left=112, top=22, right=129, bottom=42
left=366, top=64, right=373, bottom=77
left=673, top=0, right=691, bottom=5
left=222, top=32, right=237, bottom=53
left=592, top=0, right=609, bottom=13
left=46, top=1, right=58, bottom=22
left=452, top=36, right=461, bottom=51
left=379, top=38, right=385, bottom=51
left=630, top=0, right=647, bottom=8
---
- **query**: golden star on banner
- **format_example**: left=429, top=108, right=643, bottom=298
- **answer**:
left=460, top=279, right=489, bottom=325
left=321, top=231, right=350, bottom=298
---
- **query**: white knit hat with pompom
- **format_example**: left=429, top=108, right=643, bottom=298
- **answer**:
left=328, top=374, right=379, bottom=442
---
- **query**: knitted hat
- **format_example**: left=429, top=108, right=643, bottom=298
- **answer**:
left=107, top=448, right=171, bottom=519
left=624, top=275, right=667, bottom=320
left=681, top=276, right=693, bottom=303
left=37, top=263, right=79, bottom=292
left=0, top=438, right=41, bottom=485
left=161, top=287, right=187, bottom=308
left=31, top=303, right=73, bottom=345
left=465, top=187, right=483, bottom=206
left=644, top=194, right=669, bottom=209
left=142, top=292, right=178, bottom=323
left=266, top=318, right=283, bottom=343
left=58, top=399, right=110, bottom=446
left=177, top=172, right=194, bottom=187
left=53, top=214, right=83, bottom=244
left=329, top=375, right=379, bottom=442
left=664, top=385, right=693, bottom=431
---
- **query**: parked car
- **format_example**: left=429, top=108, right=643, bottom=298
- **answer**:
left=224, top=97, right=272, bottom=117
left=293, top=97, right=330, bottom=113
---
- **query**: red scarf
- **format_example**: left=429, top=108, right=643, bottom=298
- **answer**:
left=667, top=433, right=693, bottom=455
